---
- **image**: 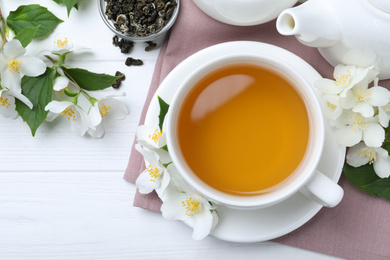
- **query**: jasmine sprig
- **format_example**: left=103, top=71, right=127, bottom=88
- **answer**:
left=134, top=96, right=219, bottom=240
left=0, top=4, right=127, bottom=137
left=315, top=65, right=390, bottom=201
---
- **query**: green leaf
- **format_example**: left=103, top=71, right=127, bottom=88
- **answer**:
left=158, top=96, right=169, bottom=131
left=62, top=67, right=121, bottom=91
left=343, top=163, right=380, bottom=195
left=52, top=0, right=79, bottom=17
left=15, top=68, right=54, bottom=136
left=363, top=178, right=390, bottom=201
left=7, top=4, right=63, bottom=39
left=13, top=25, right=40, bottom=47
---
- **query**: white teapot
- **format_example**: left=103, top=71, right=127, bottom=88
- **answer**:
left=276, top=0, right=390, bottom=79
left=193, top=0, right=299, bottom=26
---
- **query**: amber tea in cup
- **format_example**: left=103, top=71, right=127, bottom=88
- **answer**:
left=177, top=63, right=309, bottom=196
left=166, top=52, right=343, bottom=209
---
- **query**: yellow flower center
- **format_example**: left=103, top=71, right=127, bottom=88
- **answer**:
left=99, top=103, right=111, bottom=117
left=60, top=107, right=77, bottom=121
left=182, top=197, right=201, bottom=216
left=149, top=129, right=162, bottom=143
left=327, top=101, right=337, bottom=110
left=334, top=69, right=351, bottom=87
left=348, top=113, right=366, bottom=131
left=55, top=38, right=69, bottom=48
left=146, top=165, right=161, bottom=182
left=357, top=148, right=377, bottom=164
left=0, top=96, right=10, bottom=108
left=8, top=59, right=22, bottom=73
left=354, top=87, right=371, bottom=102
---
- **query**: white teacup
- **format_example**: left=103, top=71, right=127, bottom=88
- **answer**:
left=165, top=52, right=344, bottom=209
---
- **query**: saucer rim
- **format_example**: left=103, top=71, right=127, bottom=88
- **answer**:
left=144, top=41, right=346, bottom=243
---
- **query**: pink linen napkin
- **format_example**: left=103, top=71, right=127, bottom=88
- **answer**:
left=124, top=1, right=390, bottom=259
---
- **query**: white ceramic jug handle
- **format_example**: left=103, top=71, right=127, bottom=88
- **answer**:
left=299, top=170, right=344, bottom=207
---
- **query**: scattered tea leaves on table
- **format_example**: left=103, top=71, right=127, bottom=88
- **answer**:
left=158, top=96, right=169, bottom=131
left=62, top=67, right=122, bottom=91
left=14, top=25, right=40, bottom=47
left=112, top=71, right=126, bottom=89
left=15, top=68, right=54, bottom=136
left=125, top=57, right=143, bottom=66
left=145, top=41, right=157, bottom=51
left=112, top=35, right=134, bottom=53
left=52, top=0, right=79, bottom=17
left=7, top=4, right=63, bottom=39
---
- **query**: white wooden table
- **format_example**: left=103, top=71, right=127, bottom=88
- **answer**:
left=0, top=1, right=343, bottom=259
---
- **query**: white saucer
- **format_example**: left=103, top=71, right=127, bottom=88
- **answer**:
left=144, top=41, right=346, bottom=243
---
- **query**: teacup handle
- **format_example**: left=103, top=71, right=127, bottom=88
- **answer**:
left=299, top=170, right=344, bottom=207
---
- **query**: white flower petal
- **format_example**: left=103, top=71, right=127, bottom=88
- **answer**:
left=375, top=147, right=389, bottom=158
left=4, top=39, right=25, bottom=60
left=336, top=127, right=362, bottom=147
left=100, top=98, right=129, bottom=120
left=52, top=33, right=73, bottom=53
left=2, top=69, right=21, bottom=92
left=158, top=132, right=167, bottom=148
left=53, top=76, right=70, bottom=91
left=70, top=108, right=89, bottom=136
left=0, top=54, right=8, bottom=72
left=191, top=204, right=214, bottom=240
left=315, top=78, right=344, bottom=94
left=346, top=143, right=371, bottom=167
left=161, top=186, right=188, bottom=221
left=350, top=66, right=377, bottom=87
left=156, top=168, right=171, bottom=198
left=0, top=93, right=18, bottom=119
left=378, top=107, right=390, bottom=128
left=19, top=56, right=46, bottom=77
left=87, top=123, right=105, bottom=138
left=368, top=86, right=390, bottom=107
left=136, top=170, right=160, bottom=194
left=340, top=89, right=356, bottom=109
left=323, top=94, right=343, bottom=120
left=46, top=111, right=59, bottom=122
left=45, top=100, right=72, bottom=113
left=374, top=156, right=390, bottom=178
left=363, top=123, right=385, bottom=148
left=88, top=105, right=103, bottom=127
left=135, top=144, right=159, bottom=165
left=136, top=125, right=163, bottom=149
left=8, top=90, right=33, bottom=109
left=352, top=102, right=374, bottom=118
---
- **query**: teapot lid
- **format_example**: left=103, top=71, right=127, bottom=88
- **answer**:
left=369, top=0, right=390, bottom=13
